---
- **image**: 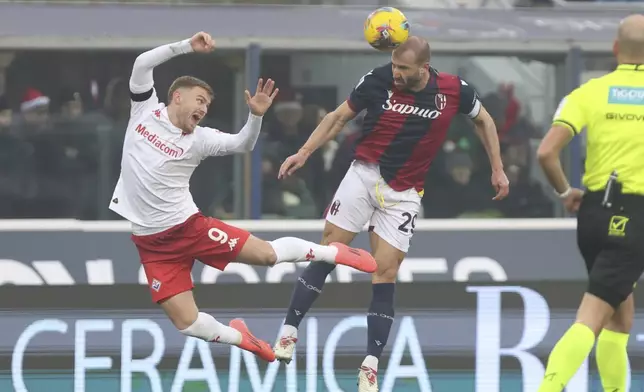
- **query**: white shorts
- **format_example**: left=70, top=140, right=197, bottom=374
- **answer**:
left=326, top=160, right=422, bottom=253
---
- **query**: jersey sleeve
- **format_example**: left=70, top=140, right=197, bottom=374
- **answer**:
left=458, top=78, right=482, bottom=118
left=347, top=69, right=380, bottom=113
left=128, top=40, right=192, bottom=118
left=130, top=88, right=160, bottom=118
left=198, top=114, right=262, bottom=157
left=199, top=128, right=235, bottom=157
left=552, top=86, right=587, bottom=135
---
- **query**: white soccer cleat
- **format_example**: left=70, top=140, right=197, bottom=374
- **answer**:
left=274, top=334, right=297, bottom=364
left=357, top=365, right=379, bottom=391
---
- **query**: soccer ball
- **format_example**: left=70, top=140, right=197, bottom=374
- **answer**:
left=363, top=7, right=410, bottom=51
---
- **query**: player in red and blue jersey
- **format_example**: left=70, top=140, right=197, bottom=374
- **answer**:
left=275, top=36, right=509, bottom=390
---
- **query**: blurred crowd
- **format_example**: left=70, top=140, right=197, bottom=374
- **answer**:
left=0, top=52, right=556, bottom=220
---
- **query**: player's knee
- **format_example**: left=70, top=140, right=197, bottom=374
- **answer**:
left=259, top=240, right=278, bottom=266
left=171, top=313, right=199, bottom=331
left=321, top=227, right=334, bottom=246
left=606, top=295, right=634, bottom=333
left=162, top=304, right=199, bottom=330
left=605, top=316, right=633, bottom=333
left=321, top=222, right=354, bottom=246
left=241, top=236, right=278, bottom=266
left=373, top=259, right=399, bottom=283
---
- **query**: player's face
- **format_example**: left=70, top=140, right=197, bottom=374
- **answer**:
left=177, top=86, right=212, bottom=133
left=391, top=51, right=424, bottom=91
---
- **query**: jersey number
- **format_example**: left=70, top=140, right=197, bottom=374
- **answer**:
left=208, top=228, right=229, bottom=244
left=398, top=212, right=417, bottom=234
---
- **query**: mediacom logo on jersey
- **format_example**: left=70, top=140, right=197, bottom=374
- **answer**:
left=135, top=124, right=184, bottom=158
left=608, top=86, right=644, bottom=105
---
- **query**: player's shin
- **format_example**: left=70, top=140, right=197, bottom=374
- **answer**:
left=269, top=237, right=338, bottom=264
left=179, top=312, right=242, bottom=345
left=538, top=322, right=596, bottom=392
left=364, top=283, right=395, bottom=371
left=283, top=262, right=336, bottom=330
left=596, top=329, right=630, bottom=391
left=275, top=262, right=336, bottom=362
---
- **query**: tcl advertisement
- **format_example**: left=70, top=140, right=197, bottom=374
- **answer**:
left=3, top=282, right=644, bottom=392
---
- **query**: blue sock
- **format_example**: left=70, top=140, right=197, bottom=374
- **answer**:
left=284, top=262, right=336, bottom=328
left=367, top=283, right=395, bottom=358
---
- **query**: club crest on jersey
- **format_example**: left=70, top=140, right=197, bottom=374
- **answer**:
left=435, top=94, right=447, bottom=111
left=151, top=279, right=162, bottom=292
left=382, top=93, right=441, bottom=119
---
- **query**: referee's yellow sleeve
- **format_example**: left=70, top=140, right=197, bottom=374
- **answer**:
left=552, top=86, right=587, bottom=135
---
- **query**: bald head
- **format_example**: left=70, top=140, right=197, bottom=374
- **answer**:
left=393, top=36, right=431, bottom=65
left=616, top=14, right=644, bottom=62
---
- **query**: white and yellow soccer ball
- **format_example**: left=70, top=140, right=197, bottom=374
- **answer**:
left=363, top=7, right=410, bottom=51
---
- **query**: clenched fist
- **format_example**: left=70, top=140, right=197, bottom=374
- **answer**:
left=190, top=32, right=215, bottom=53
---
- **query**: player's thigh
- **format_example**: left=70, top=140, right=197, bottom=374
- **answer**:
left=325, top=164, right=374, bottom=234
left=588, top=244, right=644, bottom=310
left=368, top=199, right=419, bottom=282
left=140, top=259, right=195, bottom=303
left=369, top=197, right=419, bottom=255
left=191, top=215, right=252, bottom=270
left=132, top=235, right=196, bottom=305
left=159, top=290, right=199, bottom=330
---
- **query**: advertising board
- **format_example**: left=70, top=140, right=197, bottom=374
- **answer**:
left=0, top=219, right=588, bottom=285
left=4, top=282, right=644, bottom=392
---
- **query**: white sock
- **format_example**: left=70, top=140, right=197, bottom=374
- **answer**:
left=362, top=355, right=379, bottom=370
left=269, top=237, right=338, bottom=265
left=179, top=312, right=242, bottom=345
left=280, top=324, right=298, bottom=339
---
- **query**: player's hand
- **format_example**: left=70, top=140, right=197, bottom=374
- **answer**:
left=190, top=32, right=215, bottom=53
left=491, top=168, right=510, bottom=201
left=278, top=150, right=309, bottom=179
left=563, top=188, right=584, bottom=213
left=245, top=78, right=279, bottom=117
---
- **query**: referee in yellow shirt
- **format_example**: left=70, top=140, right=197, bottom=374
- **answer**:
left=536, top=14, right=644, bottom=392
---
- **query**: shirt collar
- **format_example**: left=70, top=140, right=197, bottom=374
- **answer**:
left=156, top=107, right=184, bottom=135
left=616, top=64, right=644, bottom=71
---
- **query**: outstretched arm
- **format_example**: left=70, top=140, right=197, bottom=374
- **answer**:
left=128, top=32, right=215, bottom=116
left=129, top=39, right=194, bottom=94
left=201, top=78, right=278, bottom=156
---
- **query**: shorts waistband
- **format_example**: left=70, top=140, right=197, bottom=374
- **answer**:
left=131, top=212, right=202, bottom=239
left=584, top=191, right=644, bottom=211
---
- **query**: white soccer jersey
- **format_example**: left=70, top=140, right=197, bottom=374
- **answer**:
left=109, top=39, right=262, bottom=234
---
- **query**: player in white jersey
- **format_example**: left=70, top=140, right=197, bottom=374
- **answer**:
left=109, top=32, right=377, bottom=362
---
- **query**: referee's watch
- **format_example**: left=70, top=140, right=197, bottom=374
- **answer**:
left=555, top=187, right=572, bottom=199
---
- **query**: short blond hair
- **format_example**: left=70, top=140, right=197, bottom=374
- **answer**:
left=167, top=76, right=214, bottom=103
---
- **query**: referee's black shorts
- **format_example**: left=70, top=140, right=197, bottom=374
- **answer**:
left=577, top=191, right=644, bottom=309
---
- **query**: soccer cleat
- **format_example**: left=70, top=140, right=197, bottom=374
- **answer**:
left=329, top=242, right=377, bottom=273
left=229, top=318, right=276, bottom=362
left=358, top=366, right=379, bottom=391
left=273, top=333, right=298, bottom=364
